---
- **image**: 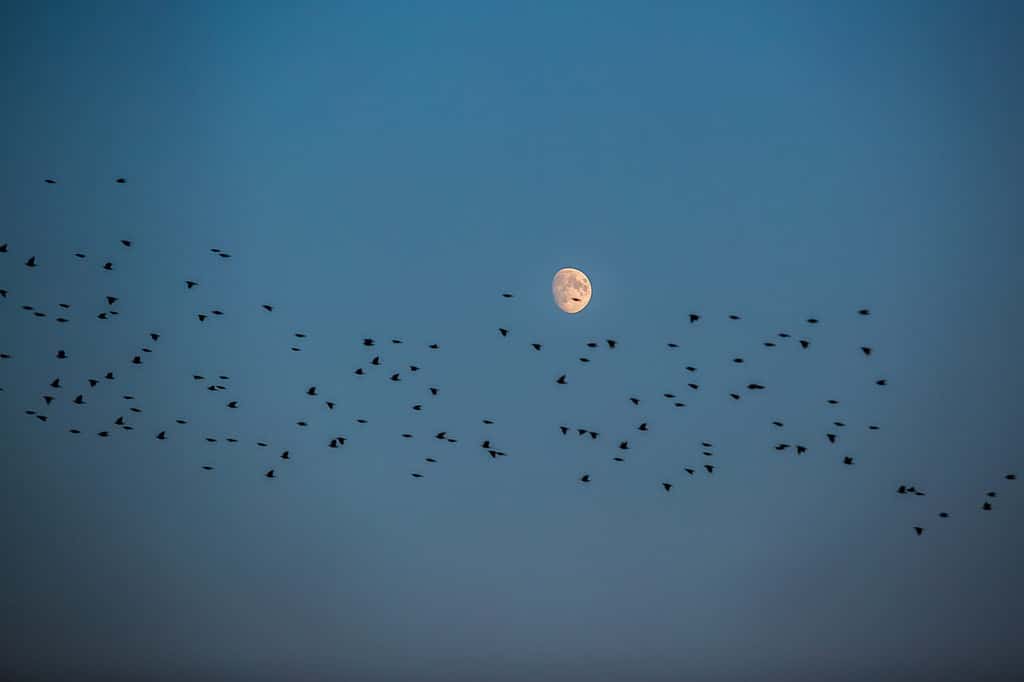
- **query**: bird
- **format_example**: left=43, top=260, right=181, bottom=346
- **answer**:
left=185, top=280, right=198, bottom=289
left=428, top=343, right=440, bottom=349
left=362, top=338, right=375, bottom=347
left=689, top=314, right=700, bottom=323
left=842, top=456, right=854, bottom=465
left=425, top=457, right=437, bottom=463
left=638, top=423, right=648, bottom=431
left=531, top=343, right=542, bottom=351
left=325, top=401, right=335, bottom=410
left=370, top=355, right=381, bottom=365
left=579, top=474, right=591, bottom=483
left=613, top=457, right=625, bottom=462
left=202, top=466, right=214, bottom=471
left=429, top=387, right=439, bottom=396
left=606, top=339, right=617, bottom=349
left=1007, top=474, right=1017, bottom=481
left=25, top=256, right=37, bottom=268
left=747, top=383, right=765, bottom=390
left=807, top=318, right=819, bottom=324
left=629, top=397, right=640, bottom=405
left=556, top=374, right=567, bottom=385
left=875, top=379, right=888, bottom=386
left=56, top=350, right=67, bottom=359
left=280, top=451, right=290, bottom=460
left=306, top=386, right=318, bottom=396
left=226, top=401, right=238, bottom=408
left=586, top=342, right=598, bottom=348
left=120, top=239, right=132, bottom=247
left=939, top=512, right=949, bottom=518
left=858, top=308, right=871, bottom=316
left=265, top=470, right=275, bottom=478
left=728, top=314, right=741, bottom=320
left=796, top=446, right=807, bottom=455
left=559, top=426, right=569, bottom=435
left=661, top=483, right=672, bottom=492
left=389, top=373, right=401, bottom=382
left=704, top=464, right=715, bottom=474
left=149, top=333, right=160, bottom=342
left=772, top=420, right=784, bottom=427
left=502, top=293, right=514, bottom=298
left=861, top=347, right=872, bottom=356
left=498, top=328, right=509, bottom=337
left=156, top=431, right=166, bottom=440
left=827, top=433, right=837, bottom=443
left=733, top=357, right=744, bottom=364
left=262, top=304, right=273, bottom=312
left=411, top=473, right=424, bottom=478
left=913, top=527, right=924, bottom=536
left=412, top=404, right=422, bottom=411
left=982, top=501, right=993, bottom=511
left=44, top=179, right=56, bottom=184
left=354, top=368, right=364, bottom=375
left=50, top=378, right=61, bottom=388
left=763, top=341, right=777, bottom=347
left=667, top=342, right=679, bottom=348
left=73, top=395, right=85, bottom=405
left=482, top=419, right=494, bottom=425
left=684, top=468, right=695, bottom=475
left=0, top=243, right=6, bottom=253
left=799, top=340, right=810, bottom=349
left=103, top=262, right=113, bottom=271
left=619, top=441, right=629, bottom=450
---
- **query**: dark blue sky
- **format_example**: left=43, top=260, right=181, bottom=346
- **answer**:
left=2, top=2, right=1022, bottom=680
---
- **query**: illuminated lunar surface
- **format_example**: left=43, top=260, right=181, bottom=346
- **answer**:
left=552, top=268, right=592, bottom=314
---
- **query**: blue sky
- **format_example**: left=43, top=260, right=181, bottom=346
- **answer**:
left=1, top=2, right=1022, bottom=680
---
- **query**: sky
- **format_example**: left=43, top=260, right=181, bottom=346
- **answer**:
left=1, top=2, right=1022, bottom=680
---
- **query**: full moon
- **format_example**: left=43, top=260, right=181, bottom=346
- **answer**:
left=552, top=267, right=592, bottom=314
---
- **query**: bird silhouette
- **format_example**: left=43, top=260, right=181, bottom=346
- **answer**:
left=662, top=483, right=672, bottom=492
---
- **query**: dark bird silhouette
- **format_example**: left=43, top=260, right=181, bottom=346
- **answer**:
left=202, top=466, right=214, bottom=471
left=389, top=373, right=401, bottom=382
left=391, top=339, right=403, bottom=344
left=363, top=338, right=375, bottom=347
left=667, top=342, right=679, bottom=348
left=326, top=401, right=335, bottom=410
left=185, top=280, right=198, bottom=289
left=354, top=368, right=364, bottom=375
left=982, top=501, right=992, bottom=511
left=733, top=358, right=744, bottom=364
left=265, top=470, right=275, bottom=478
left=98, top=431, right=110, bottom=438
left=280, top=451, right=290, bottom=460
left=613, top=457, right=625, bottom=462
left=429, top=387, right=439, bottom=395
left=576, top=428, right=587, bottom=436
left=630, top=397, right=640, bottom=405
left=498, top=328, right=509, bottom=337
left=939, top=512, right=949, bottom=518
left=619, top=441, right=630, bottom=450
left=556, top=374, right=567, bottom=385
left=356, top=418, right=368, bottom=424
left=861, top=347, right=872, bottom=356
left=425, top=457, right=437, bottom=463
left=262, top=304, right=273, bottom=312
left=606, top=339, right=617, bottom=349
left=120, top=239, right=132, bottom=247
left=704, top=464, right=715, bottom=474
left=638, top=423, right=648, bottom=431
left=483, top=419, right=494, bottom=424
left=409, top=365, right=420, bottom=372
left=559, top=426, right=569, bottom=435
left=913, top=527, right=924, bottom=536
left=858, top=308, right=870, bottom=316
left=412, top=404, right=422, bottom=411
left=1007, top=474, right=1017, bottom=481
left=842, top=456, right=854, bottom=465
left=684, top=366, right=697, bottom=373
left=428, top=343, right=440, bottom=349
left=579, top=357, right=590, bottom=363
left=156, top=431, right=166, bottom=440
left=875, top=379, right=888, bottom=386
left=197, top=314, right=207, bottom=322
left=689, top=314, right=700, bottom=323
left=663, top=393, right=676, bottom=399
left=44, top=179, right=56, bottom=184
left=371, top=355, right=381, bottom=365
left=778, top=332, right=791, bottom=338
left=226, top=401, right=238, bottom=409
left=502, top=293, right=514, bottom=298
left=775, top=444, right=790, bottom=451
left=25, top=256, right=37, bottom=268
left=531, top=343, right=542, bottom=351
left=131, top=355, right=141, bottom=365
left=827, top=433, right=837, bottom=443
left=103, top=262, right=113, bottom=271
left=807, top=318, right=819, bottom=324
left=306, top=386, right=318, bottom=396
left=799, top=339, right=810, bottom=349
left=0, top=243, right=6, bottom=253
left=747, top=383, right=765, bottom=390
left=763, top=341, right=777, bottom=347
left=56, top=350, right=67, bottom=359
left=579, top=474, right=591, bottom=483
left=73, top=395, right=86, bottom=405
left=688, top=383, right=699, bottom=390
left=985, top=491, right=997, bottom=498
left=827, top=399, right=839, bottom=405
left=729, top=314, right=741, bottom=320
left=411, top=473, right=424, bottom=478
left=149, top=333, right=160, bottom=342
left=43, top=396, right=54, bottom=405
left=662, top=483, right=672, bottom=492
left=50, top=378, right=61, bottom=388
left=115, top=178, right=127, bottom=184
left=684, top=468, right=695, bottom=475
left=772, top=420, right=784, bottom=427
left=586, top=342, right=598, bottom=348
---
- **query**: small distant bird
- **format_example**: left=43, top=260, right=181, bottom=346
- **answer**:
left=618, top=441, right=630, bottom=451
left=211, top=310, right=223, bottom=316
left=606, top=339, right=617, bottom=349
left=115, top=178, right=126, bottom=184
left=389, top=373, right=401, bottom=382
left=412, top=404, right=422, bottom=411
left=435, top=432, right=447, bottom=440
left=689, top=314, right=700, bottom=323
left=354, top=368, right=364, bottom=375
left=778, top=332, right=791, bottom=338
left=913, top=527, right=924, bottom=536
left=664, top=393, right=676, bottom=399
left=363, top=338, right=375, bottom=346
left=149, top=333, right=160, bottom=342
left=775, top=444, right=790, bottom=451
left=356, top=419, right=368, bottom=424
left=371, top=355, right=380, bottom=365
left=428, top=343, right=440, bottom=349
left=498, top=328, right=508, bottom=337
left=98, top=431, right=110, bottom=438
left=411, top=473, right=424, bottom=478
left=429, top=387, right=439, bottom=395
left=772, top=421, right=784, bottom=427
left=294, top=332, right=306, bottom=338
left=827, top=399, right=839, bottom=405
left=56, top=350, right=67, bottom=359
left=483, top=419, right=494, bottom=424
left=25, top=256, right=37, bottom=268
left=579, top=474, right=591, bottom=483
left=559, top=426, right=569, bottom=435
left=579, top=357, right=590, bottom=363
left=747, top=383, right=765, bottom=390
left=120, top=239, right=132, bottom=248
left=667, top=342, right=679, bottom=348
left=661, top=483, right=672, bottom=492
left=265, top=470, right=275, bottom=478
left=982, top=501, right=992, bottom=511
left=131, top=355, right=141, bottom=365
left=45, top=179, right=56, bottom=184
left=799, top=340, right=810, bottom=349
left=861, top=347, right=872, bottom=356
left=280, top=451, right=290, bottom=460
left=325, top=401, right=335, bottom=410
left=586, top=342, right=598, bottom=348
left=684, top=366, right=696, bottom=373
left=50, top=378, right=61, bottom=388
left=764, top=341, right=776, bottom=347
left=807, top=318, right=819, bottom=324
left=409, top=365, right=420, bottom=372
left=728, top=314, right=741, bottom=320
left=103, top=262, right=113, bottom=271
left=556, top=374, right=567, bottom=385
left=202, top=466, right=214, bottom=471
left=156, top=431, right=166, bottom=440
left=531, top=343, right=542, bottom=351
left=858, top=308, right=870, bottom=316
left=733, top=358, right=744, bottom=364
left=630, top=397, right=640, bottom=405
left=876, top=379, right=888, bottom=386
left=296, top=421, right=308, bottom=427
left=502, top=293, right=514, bottom=298
left=688, top=383, right=699, bottom=390
left=704, top=464, right=715, bottom=474
left=938, top=512, right=949, bottom=518
left=185, top=280, right=198, bottom=289
left=842, top=456, right=854, bottom=465
left=306, top=386, right=317, bottom=396
left=684, top=468, right=695, bottom=475
left=197, top=314, right=207, bottom=322
left=43, top=396, right=54, bottom=405
left=226, top=401, right=238, bottom=409
left=986, top=491, right=997, bottom=498
left=613, top=457, right=624, bottom=462
left=827, top=433, right=837, bottom=443
left=638, top=423, right=648, bottom=431
left=262, top=304, right=273, bottom=312
left=425, top=457, right=437, bottom=463
left=175, top=419, right=187, bottom=424
left=1007, top=474, right=1017, bottom=480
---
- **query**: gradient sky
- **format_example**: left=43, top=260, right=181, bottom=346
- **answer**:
left=1, top=2, right=1022, bottom=681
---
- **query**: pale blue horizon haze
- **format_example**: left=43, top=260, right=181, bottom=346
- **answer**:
left=1, top=2, right=1022, bottom=681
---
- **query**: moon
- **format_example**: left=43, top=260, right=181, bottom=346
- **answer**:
left=552, top=267, right=592, bottom=314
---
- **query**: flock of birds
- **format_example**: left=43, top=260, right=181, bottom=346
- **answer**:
left=1, top=177, right=1017, bottom=540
